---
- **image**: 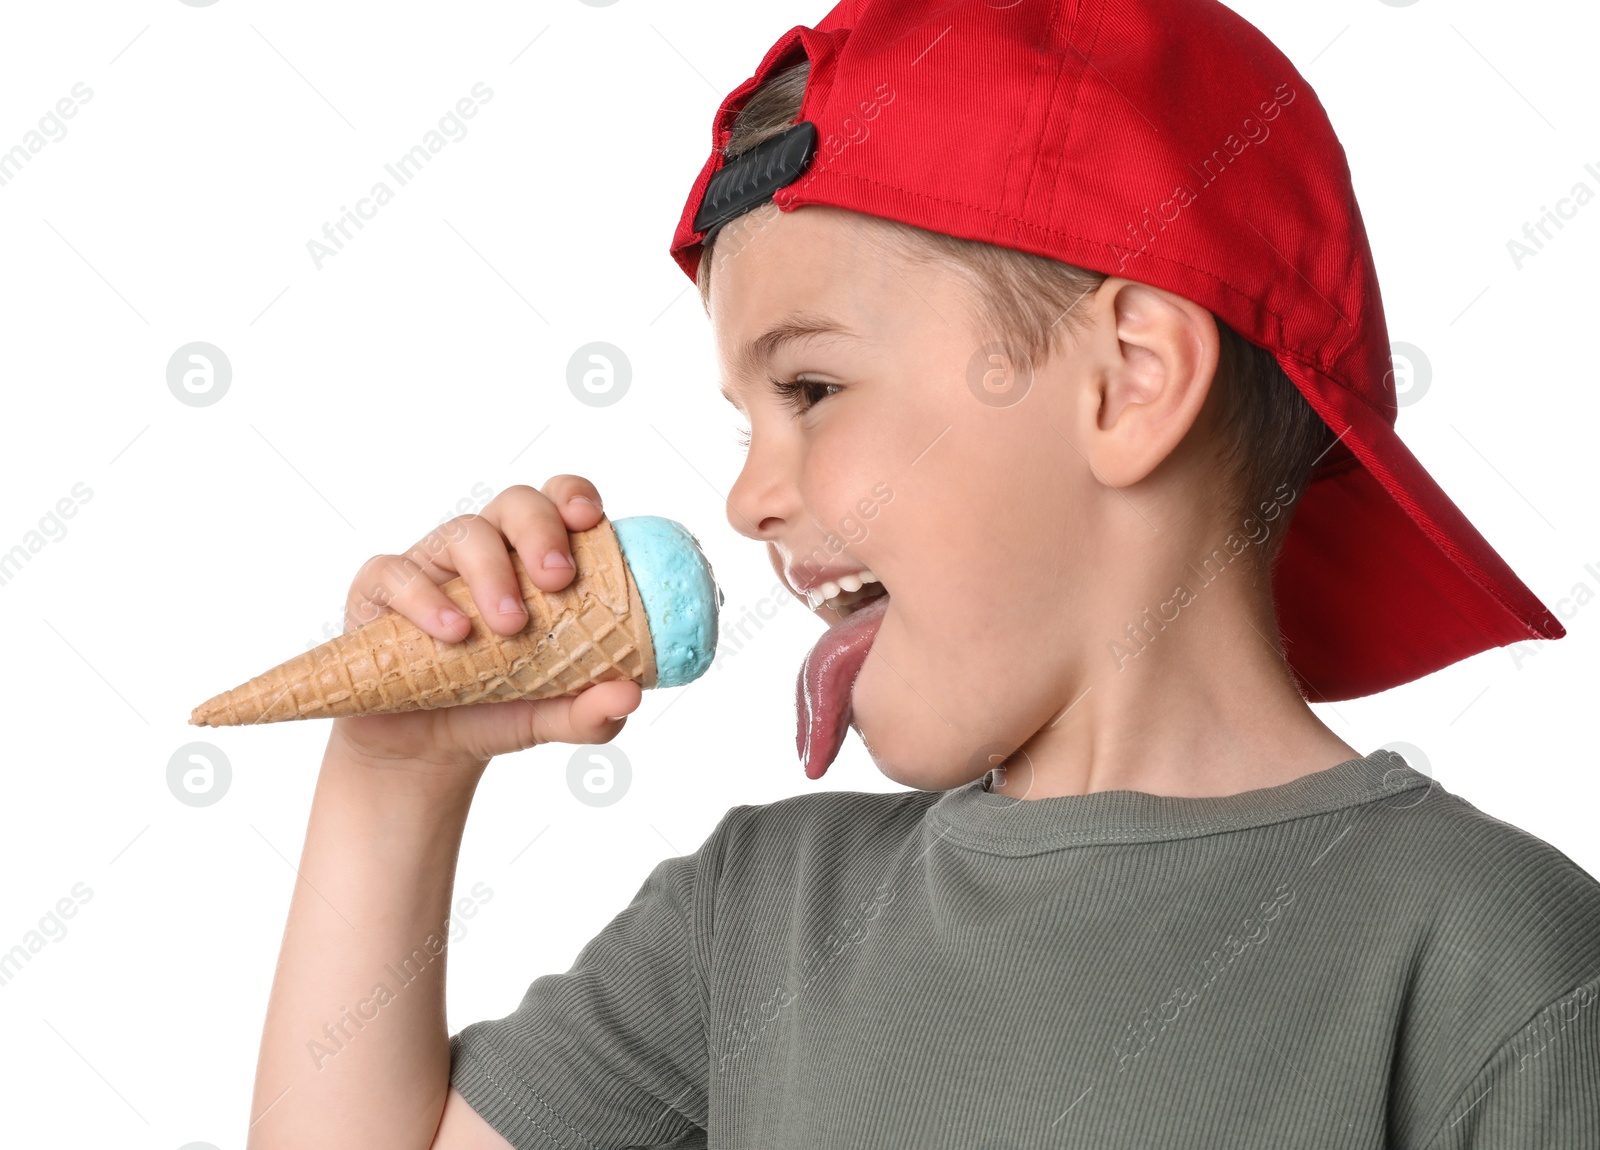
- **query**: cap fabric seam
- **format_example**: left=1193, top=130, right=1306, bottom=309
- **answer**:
left=1035, top=0, right=1103, bottom=229
left=997, top=3, right=1055, bottom=225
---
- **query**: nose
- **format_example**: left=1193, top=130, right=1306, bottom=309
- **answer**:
left=725, top=432, right=795, bottom=543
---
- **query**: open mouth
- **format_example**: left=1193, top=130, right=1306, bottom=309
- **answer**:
left=821, top=580, right=888, bottom=617
left=795, top=586, right=892, bottom=780
left=804, top=569, right=887, bottom=615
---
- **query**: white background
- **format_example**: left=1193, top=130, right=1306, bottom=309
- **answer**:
left=0, top=0, right=1595, bottom=1142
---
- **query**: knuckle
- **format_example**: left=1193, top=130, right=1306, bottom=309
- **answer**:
left=502, top=510, right=571, bottom=559
left=355, top=552, right=392, bottom=579
left=542, top=474, right=597, bottom=500
left=432, top=513, right=483, bottom=547
left=373, top=555, right=429, bottom=606
left=525, top=703, right=550, bottom=747
left=485, top=484, right=542, bottom=514
left=353, top=558, right=395, bottom=602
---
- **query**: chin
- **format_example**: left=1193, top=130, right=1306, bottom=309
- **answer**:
left=855, top=720, right=986, bottom=793
left=851, top=661, right=993, bottom=792
left=873, top=755, right=982, bottom=793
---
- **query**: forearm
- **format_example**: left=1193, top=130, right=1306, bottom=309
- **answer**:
left=247, top=738, right=485, bottom=1150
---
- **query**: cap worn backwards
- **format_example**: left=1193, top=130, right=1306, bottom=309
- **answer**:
left=670, top=0, right=1564, bottom=701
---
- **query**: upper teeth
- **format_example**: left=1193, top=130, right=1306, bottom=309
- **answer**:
left=805, top=569, right=882, bottom=610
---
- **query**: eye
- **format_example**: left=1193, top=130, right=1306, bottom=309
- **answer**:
left=769, top=375, right=842, bottom=415
left=733, top=376, right=841, bottom=452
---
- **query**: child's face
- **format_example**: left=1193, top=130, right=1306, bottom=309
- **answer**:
left=709, top=205, right=1169, bottom=789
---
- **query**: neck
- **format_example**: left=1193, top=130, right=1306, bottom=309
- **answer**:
left=991, top=558, right=1361, bottom=800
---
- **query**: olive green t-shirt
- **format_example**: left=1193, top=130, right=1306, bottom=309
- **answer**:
left=448, top=748, right=1600, bottom=1147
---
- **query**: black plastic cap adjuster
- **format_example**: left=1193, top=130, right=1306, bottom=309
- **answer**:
left=693, top=120, right=818, bottom=243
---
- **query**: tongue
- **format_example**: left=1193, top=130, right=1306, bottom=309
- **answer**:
left=794, top=592, right=891, bottom=779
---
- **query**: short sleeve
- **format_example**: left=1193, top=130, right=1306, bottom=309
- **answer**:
left=449, top=808, right=740, bottom=1150
left=1422, top=973, right=1600, bottom=1149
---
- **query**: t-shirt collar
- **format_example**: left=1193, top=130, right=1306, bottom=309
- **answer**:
left=928, top=748, right=1432, bottom=856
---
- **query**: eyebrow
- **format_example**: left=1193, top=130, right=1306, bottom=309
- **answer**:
left=720, top=313, right=862, bottom=407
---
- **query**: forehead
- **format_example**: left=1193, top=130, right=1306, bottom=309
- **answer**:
left=717, top=313, right=865, bottom=405
left=709, top=207, right=902, bottom=399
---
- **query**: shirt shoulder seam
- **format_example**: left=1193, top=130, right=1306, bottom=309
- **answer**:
left=1417, top=968, right=1600, bottom=1149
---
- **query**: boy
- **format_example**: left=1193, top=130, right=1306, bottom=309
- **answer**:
left=249, top=0, right=1599, bottom=1146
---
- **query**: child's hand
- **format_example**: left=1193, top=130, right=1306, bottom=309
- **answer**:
left=325, top=477, right=642, bottom=789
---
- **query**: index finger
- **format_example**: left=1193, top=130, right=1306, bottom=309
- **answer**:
left=537, top=474, right=607, bottom=532
left=472, top=477, right=608, bottom=595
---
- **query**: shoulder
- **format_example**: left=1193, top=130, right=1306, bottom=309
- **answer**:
left=1352, top=777, right=1600, bottom=1140
left=718, top=784, right=940, bottom=849
left=705, top=785, right=939, bottom=884
left=1357, top=778, right=1600, bottom=989
left=1369, top=778, right=1600, bottom=963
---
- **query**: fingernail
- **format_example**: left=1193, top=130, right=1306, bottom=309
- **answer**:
left=499, top=595, right=524, bottom=615
left=570, top=495, right=600, bottom=512
left=606, top=714, right=631, bottom=721
left=440, top=608, right=465, bottom=629
left=543, top=549, right=573, bottom=569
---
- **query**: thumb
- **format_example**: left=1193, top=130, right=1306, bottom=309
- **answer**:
left=457, top=680, right=644, bottom=760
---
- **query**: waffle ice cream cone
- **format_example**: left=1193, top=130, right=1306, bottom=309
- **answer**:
left=189, top=515, right=659, bottom=727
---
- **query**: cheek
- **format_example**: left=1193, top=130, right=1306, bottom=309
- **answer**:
left=800, top=427, right=890, bottom=545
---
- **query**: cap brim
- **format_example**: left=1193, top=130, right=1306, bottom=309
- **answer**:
left=1271, top=357, right=1563, bottom=702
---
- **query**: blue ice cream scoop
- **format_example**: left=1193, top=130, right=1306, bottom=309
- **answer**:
left=613, top=516, right=724, bottom=688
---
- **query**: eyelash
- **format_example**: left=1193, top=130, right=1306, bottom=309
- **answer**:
left=733, top=376, right=841, bottom=449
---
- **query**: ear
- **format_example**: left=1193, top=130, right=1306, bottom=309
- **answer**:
left=1079, top=279, right=1219, bottom=489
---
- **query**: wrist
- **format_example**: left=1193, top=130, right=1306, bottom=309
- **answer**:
left=321, top=729, right=488, bottom=817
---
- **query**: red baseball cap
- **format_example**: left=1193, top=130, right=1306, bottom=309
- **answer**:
left=669, top=0, right=1564, bottom=702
